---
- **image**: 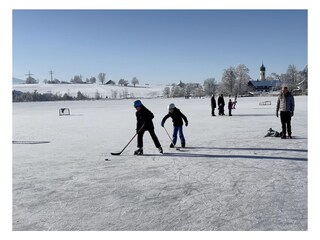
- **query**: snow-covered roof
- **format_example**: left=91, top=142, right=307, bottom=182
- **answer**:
left=248, top=80, right=280, bottom=87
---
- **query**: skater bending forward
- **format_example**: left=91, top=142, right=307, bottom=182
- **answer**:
left=134, top=100, right=163, bottom=155
left=161, top=103, right=188, bottom=148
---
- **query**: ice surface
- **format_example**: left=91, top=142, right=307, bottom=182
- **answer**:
left=12, top=96, right=307, bottom=230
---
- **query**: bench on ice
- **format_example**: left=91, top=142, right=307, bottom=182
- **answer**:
left=259, top=101, right=271, bottom=106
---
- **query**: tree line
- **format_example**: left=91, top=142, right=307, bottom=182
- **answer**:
left=12, top=90, right=93, bottom=102
left=163, top=64, right=308, bottom=98
left=27, top=72, right=141, bottom=88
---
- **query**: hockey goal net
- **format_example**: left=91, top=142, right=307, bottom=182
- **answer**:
left=59, top=108, right=70, bottom=116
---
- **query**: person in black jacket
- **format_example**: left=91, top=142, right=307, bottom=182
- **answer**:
left=211, top=95, right=216, bottom=116
left=133, top=100, right=162, bottom=155
left=217, top=94, right=225, bottom=115
left=161, top=103, right=188, bottom=148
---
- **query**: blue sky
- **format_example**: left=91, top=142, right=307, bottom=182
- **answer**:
left=12, top=10, right=307, bottom=84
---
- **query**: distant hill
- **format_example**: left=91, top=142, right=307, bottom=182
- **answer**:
left=13, top=77, right=25, bottom=85
left=12, top=83, right=165, bottom=99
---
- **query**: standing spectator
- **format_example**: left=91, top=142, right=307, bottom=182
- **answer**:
left=211, top=95, right=216, bottom=116
left=161, top=103, right=188, bottom=148
left=228, top=99, right=233, bottom=116
left=276, top=86, right=295, bottom=139
left=133, top=100, right=163, bottom=155
left=233, top=95, right=237, bottom=109
left=217, top=94, right=225, bottom=115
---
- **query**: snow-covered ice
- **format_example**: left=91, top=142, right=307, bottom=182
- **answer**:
left=12, top=96, right=307, bottom=231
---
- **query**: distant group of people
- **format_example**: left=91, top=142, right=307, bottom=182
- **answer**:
left=130, top=86, right=295, bottom=155
left=211, top=94, right=237, bottom=116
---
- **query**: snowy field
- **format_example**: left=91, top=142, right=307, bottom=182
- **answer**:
left=12, top=96, right=308, bottom=231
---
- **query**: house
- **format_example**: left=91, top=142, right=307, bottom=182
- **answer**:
left=177, top=80, right=186, bottom=88
left=247, top=80, right=280, bottom=92
left=247, top=64, right=280, bottom=92
left=105, top=80, right=115, bottom=85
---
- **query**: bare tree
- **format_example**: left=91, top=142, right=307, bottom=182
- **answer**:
left=131, top=77, right=139, bottom=87
left=89, top=77, right=97, bottom=84
left=111, top=90, right=118, bottom=99
left=221, top=67, right=237, bottom=95
left=283, top=65, right=298, bottom=90
left=299, top=65, right=308, bottom=91
left=163, top=87, right=170, bottom=98
left=70, top=75, right=84, bottom=84
left=98, top=73, right=106, bottom=85
left=267, top=72, right=281, bottom=80
left=203, top=78, right=217, bottom=96
left=170, top=85, right=185, bottom=98
left=235, top=64, right=251, bottom=95
left=118, top=78, right=126, bottom=86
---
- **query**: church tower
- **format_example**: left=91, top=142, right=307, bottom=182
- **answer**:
left=259, top=63, right=266, bottom=81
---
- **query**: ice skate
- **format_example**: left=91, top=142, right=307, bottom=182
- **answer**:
left=158, top=147, right=163, bottom=154
left=134, top=148, right=143, bottom=155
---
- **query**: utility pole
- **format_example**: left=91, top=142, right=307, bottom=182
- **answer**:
left=25, top=71, right=34, bottom=79
left=49, top=70, right=54, bottom=81
left=25, top=71, right=34, bottom=83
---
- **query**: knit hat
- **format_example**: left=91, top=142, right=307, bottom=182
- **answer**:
left=134, top=100, right=142, bottom=108
left=168, top=103, right=175, bottom=110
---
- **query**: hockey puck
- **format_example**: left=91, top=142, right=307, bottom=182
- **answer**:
left=105, top=158, right=110, bottom=161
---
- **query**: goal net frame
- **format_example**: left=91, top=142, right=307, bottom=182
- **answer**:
left=59, top=108, right=70, bottom=116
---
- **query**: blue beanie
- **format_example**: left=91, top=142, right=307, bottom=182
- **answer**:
left=134, top=100, right=142, bottom=108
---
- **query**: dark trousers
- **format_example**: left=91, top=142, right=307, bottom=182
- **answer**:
left=211, top=108, right=216, bottom=116
left=218, top=106, right=225, bottom=115
left=280, top=111, right=292, bottom=136
left=137, top=128, right=161, bottom=148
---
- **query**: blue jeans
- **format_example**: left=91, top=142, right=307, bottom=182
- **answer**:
left=172, top=125, right=185, bottom=145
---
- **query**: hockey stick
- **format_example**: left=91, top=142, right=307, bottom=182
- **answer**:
left=110, top=124, right=144, bottom=155
left=163, top=126, right=180, bottom=150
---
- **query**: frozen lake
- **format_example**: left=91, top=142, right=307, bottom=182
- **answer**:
left=12, top=96, right=307, bottom=230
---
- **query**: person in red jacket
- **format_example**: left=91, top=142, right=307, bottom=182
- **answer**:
left=161, top=103, right=188, bottom=148
left=228, top=99, right=233, bottom=116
